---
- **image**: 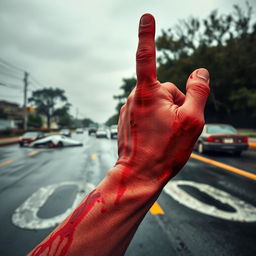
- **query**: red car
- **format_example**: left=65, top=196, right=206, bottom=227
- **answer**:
left=19, top=131, right=44, bottom=147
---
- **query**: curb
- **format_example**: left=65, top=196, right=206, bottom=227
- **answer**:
left=0, top=141, right=19, bottom=147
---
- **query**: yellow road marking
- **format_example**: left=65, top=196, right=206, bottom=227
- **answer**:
left=27, top=150, right=41, bottom=157
left=191, top=153, right=256, bottom=181
left=0, top=159, right=15, bottom=167
left=150, top=202, right=164, bottom=215
left=91, top=154, right=97, bottom=160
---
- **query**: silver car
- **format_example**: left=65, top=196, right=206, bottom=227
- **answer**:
left=30, top=135, right=82, bottom=148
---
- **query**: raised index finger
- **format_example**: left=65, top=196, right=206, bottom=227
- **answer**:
left=136, top=14, right=157, bottom=85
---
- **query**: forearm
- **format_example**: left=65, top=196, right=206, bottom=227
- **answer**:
left=28, top=164, right=165, bottom=256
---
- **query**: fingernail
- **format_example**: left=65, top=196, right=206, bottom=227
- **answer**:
left=196, top=69, right=209, bottom=81
left=140, top=14, right=153, bottom=26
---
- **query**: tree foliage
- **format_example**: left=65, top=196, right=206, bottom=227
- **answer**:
left=27, top=114, right=42, bottom=128
left=82, top=118, right=95, bottom=127
left=29, top=88, right=71, bottom=128
left=110, top=2, right=256, bottom=128
left=58, top=114, right=73, bottom=128
left=106, top=78, right=136, bottom=125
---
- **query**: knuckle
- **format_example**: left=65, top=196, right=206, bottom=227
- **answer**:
left=187, top=82, right=210, bottom=97
left=136, top=47, right=154, bottom=62
left=180, top=111, right=204, bottom=131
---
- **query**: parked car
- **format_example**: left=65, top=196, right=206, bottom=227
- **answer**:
left=195, top=124, right=248, bottom=155
left=96, top=127, right=108, bottom=138
left=19, top=131, right=44, bottom=147
left=60, top=129, right=71, bottom=137
left=110, top=125, right=118, bottom=139
left=30, top=135, right=82, bottom=148
left=76, top=128, right=84, bottom=134
left=88, top=124, right=98, bottom=135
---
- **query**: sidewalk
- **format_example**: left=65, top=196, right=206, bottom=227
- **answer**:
left=0, top=137, right=20, bottom=146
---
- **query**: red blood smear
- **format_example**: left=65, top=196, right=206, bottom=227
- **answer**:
left=30, top=190, right=101, bottom=256
left=115, top=121, right=137, bottom=205
left=115, top=166, right=131, bottom=205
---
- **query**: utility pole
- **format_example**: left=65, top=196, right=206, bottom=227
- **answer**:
left=23, top=72, right=28, bottom=130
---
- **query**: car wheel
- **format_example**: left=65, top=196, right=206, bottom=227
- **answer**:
left=198, top=142, right=204, bottom=154
left=19, top=142, right=24, bottom=147
left=57, top=142, right=63, bottom=147
left=47, top=141, right=54, bottom=148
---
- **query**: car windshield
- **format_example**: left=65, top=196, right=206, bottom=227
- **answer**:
left=207, top=125, right=237, bottom=134
left=111, top=125, right=117, bottom=129
left=60, top=129, right=69, bottom=132
left=23, top=132, right=39, bottom=137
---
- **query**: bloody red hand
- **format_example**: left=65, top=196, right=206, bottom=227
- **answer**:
left=116, top=14, right=210, bottom=183
left=28, top=14, right=210, bottom=256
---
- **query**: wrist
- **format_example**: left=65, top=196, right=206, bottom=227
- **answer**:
left=100, top=164, right=166, bottom=203
left=115, top=151, right=174, bottom=185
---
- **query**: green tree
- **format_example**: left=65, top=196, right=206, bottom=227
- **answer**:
left=29, top=88, right=70, bottom=129
left=82, top=118, right=95, bottom=127
left=27, top=114, right=43, bottom=128
left=110, top=77, right=136, bottom=122
left=155, top=2, right=256, bottom=127
left=105, top=114, right=119, bottom=126
left=58, top=114, right=73, bottom=128
left=108, top=2, right=255, bottom=127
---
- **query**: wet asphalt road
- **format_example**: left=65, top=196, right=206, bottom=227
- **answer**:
left=0, top=133, right=255, bottom=256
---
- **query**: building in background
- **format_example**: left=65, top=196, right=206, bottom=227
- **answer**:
left=0, top=100, right=23, bottom=130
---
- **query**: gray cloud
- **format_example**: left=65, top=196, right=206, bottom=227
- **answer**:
left=0, top=0, right=253, bottom=123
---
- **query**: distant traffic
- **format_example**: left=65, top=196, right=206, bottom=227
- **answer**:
left=18, top=125, right=119, bottom=148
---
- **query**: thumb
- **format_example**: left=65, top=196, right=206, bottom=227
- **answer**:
left=182, top=68, right=210, bottom=115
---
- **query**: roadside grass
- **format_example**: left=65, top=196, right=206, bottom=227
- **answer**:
left=238, top=130, right=256, bottom=138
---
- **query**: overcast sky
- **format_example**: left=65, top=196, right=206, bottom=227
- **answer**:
left=0, top=0, right=255, bottom=123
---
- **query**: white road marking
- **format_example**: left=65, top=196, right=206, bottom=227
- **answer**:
left=164, top=180, right=256, bottom=222
left=12, top=181, right=95, bottom=230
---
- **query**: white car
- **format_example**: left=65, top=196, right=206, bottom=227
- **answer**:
left=110, top=125, right=118, bottom=139
left=30, top=135, right=82, bottom=148
left=59, top=129, right=71, bottom=137
left=96, top=128, right=108, bottom=138
left=76, top=128, right=84, bottom=134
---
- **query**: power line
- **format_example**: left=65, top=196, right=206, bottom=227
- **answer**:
left=0, top=57, right=26, bottom=73
left=0, top=93, right=22, bottom=98
left=30, top=75, right=46, bottom=88
left=0, top=81, right=22, bottom=90
left=0, top=70, right=22, bottom=80
left=0, top=57, right=48, bottom=89
left=29, top=83, right=39, bottom=90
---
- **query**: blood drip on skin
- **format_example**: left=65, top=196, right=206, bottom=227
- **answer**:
left=30, top=190, right=101, bottom=256
left=101, top=206, right=107, bottom=213
left=115, top=115, right=138, bottom=205
left=115, top=166, right=131, bottom=205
